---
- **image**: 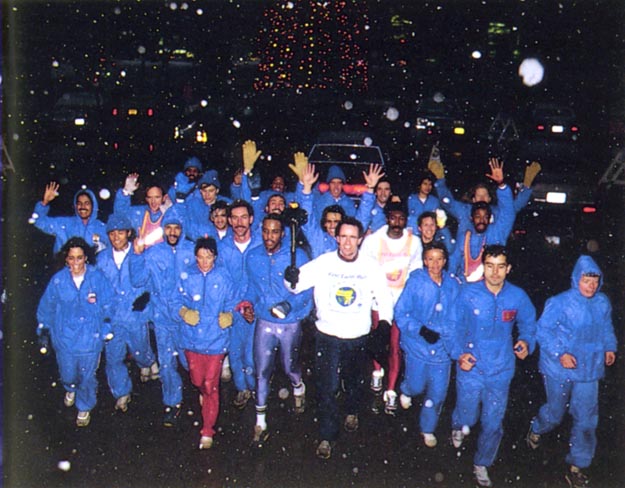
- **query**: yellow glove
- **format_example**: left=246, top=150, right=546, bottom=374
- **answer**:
left=179, top=306, right=200, bottom=326
left=218, top=312, right=233, bottom=329
left=435, top=209, right=447, bottom=229
left=242, top=140, right=261, bottom=174
left=523, top=161, right=542, bottom=188
left=428, top=159, right=445, bottom=180
left=289, top=152, right=308, bottom=181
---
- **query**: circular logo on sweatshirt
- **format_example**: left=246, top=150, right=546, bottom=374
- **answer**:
left=335, top=287, right=356, bottom=307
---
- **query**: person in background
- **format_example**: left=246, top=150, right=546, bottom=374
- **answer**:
left=394, top=242, right=460, bottom=448
left=172, top=237, right=238, bottom=450
left=97, top=214, right=159, bottom=414
left=37, top=237, right=114, bottom=427
left=167, top=156, right=204, bottom=204
left=285, top=216, right=394, bottom=460
left=416, top=210, right=456, bottom=258
left=407, top=171, right=440, bottom=233
left=450, top=245, right=536, bottom=487
left=31, top=182, right=107, bottom=254
left=526, top=255, right=617, bottom=488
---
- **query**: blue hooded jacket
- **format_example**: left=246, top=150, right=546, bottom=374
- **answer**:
left=37, top=265, right=114, bottom=354
left=537, top=255, right=617, bottom=382
left=32, top=188, right=107, bottom=253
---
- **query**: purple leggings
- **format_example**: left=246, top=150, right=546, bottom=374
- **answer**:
left=253, top=318, right=303, bottom=407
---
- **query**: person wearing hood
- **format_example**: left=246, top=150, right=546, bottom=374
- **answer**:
left=37, top=237, right=114, bottom=428
left=114, top=174, right=172, bottom=249
left=311, top=164, right=357, bottom=223
left=167, top=156, right=204, bottom=204
left=526, top=255, right=617, bottom=488
left=32, top=182, right=107, bottom=254
left=407, top=171, right=440, bottom=233
left=97, top=214, right=159, bottom=414
left=129, top=207, right=195, bottom=427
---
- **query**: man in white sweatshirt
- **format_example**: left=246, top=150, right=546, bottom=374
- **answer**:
left=285, top=216, right=394, bottom=460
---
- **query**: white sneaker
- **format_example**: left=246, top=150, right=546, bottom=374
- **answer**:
left=383, top=390, right=397, bottom=415
left=199, top=436, right=213, bottom=450
left=473, top=465, right=493, bottom=487
left=370, top=368, right=384, bottom=393
left=399, top=393, right=412, bottom=410
left=115, top=394, right=131, bottom=413
left=221, top=358, right=232, bottom=383
left=64, top=391, right=76, bottom=407
left=452, top=429, right=465, bottom=448
left=422, top=432, right=438, bottom=448
left=294, top=382, right=306, bottom=414
left=76, top=411, right=91, bottom=427
left=141, top=362, right=160, bottom=383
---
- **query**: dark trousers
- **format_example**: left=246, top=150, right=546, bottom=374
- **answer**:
left=315, top=330, right=368, bottom=441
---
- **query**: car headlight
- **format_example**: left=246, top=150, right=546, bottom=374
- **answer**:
left=551, top=125, right=564, bottom=133
left=545, top=191, right=566, bottom=204
left=74, top=118, right=86, bottom=126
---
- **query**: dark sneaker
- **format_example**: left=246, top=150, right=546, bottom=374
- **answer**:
left=526, top=426, right=541, bottom=450
left=344, top=414, right=359, bottom=432
left=316, top=440, right=332, bottom=459
left=163, top=405, right=181, bottom=427
left=232, top=389, right=252, bottom=409
left=565, top=466, right=590, bottom=488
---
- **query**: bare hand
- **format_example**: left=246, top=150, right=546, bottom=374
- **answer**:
left=289, top=152, right=309, bottom=182
left=458, top=353, right=476, bottom=371
left=486, top=158, right=504, bottom=186
left=513, top=340, right=529, bottom=360
left=560, top=353, right=577, bottom=369
left=242, top=140, right=261, bottom=174
left=242, top=306, right=255, bottom=324
left=301, top=163, right=319, bottom=194
left=363, top=163, right=385, bottom=190
left=605, top=351, right=616, bottom=366
left=42, top=181, right=60, bottom=205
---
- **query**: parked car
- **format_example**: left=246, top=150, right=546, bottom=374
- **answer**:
left=414, top=96, right=467, bottom=141
left=526, top=102, right=580, bottom=141
left=47, top=88, right=106, bottom=146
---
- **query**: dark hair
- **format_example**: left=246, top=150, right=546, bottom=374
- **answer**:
left=210, top=200, right=229, bottom=215
left=75, top=190, right=93, bottom=206
left=416, top=171, right=435, bottom=187
left=336, top=216, right=364, bottom=238
left=265, top=193, right=287, bottom=208
left=143, top=182, right=166, bottom=198
left=195, top=237, right=218, bottom=257
left=417, top=211, right=437, bottom=227
left=262, top=213, right=284, bottom=230
left=383, top=200, right=408, bottom=219
left=471, top=201, right=492, bottom=219
left=320, top=204, right=345, bottom=231
left=482, top=244, right=508, bottom=264
left=422, top=241, right=448, bottom=264
left=58, top=237, right=96, bottom=268
left=374, top=176, right=391, bottom=191
left=467, top=182, right=496, bottom=204
left=227, top=199, right=254, bottom=218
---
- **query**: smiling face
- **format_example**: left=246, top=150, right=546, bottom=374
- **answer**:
left=323, top=212, right=342, bottom=237
left=164, top=223, right=182, bottom=246
left=271, top=176, right=286, bottom=193
left=184, top=166, right=201, bottom=182
left=336, top=223, right=362, bottom=261
left=108, top=229, right=131, bottom=251
left=418, top=216, right=437, bottom=243
left=328, top=178, right=344, bottom=199
left=375, top=181, right=391, bottom=206
left=262, top=218, right=284, bottom=254
left=386, top=210, right=407, bottom=239
left=424, top=247, right=446, bottom=281
left=471, top=208, right=490, bottom=233
left=210, top=207, right=228, bottom=231
left=145, top=186, right=164, bottom=212
left=228, top=205, right=253, bottom=242
left=266, top=195, right=286, bottom=215
left=75, top=194, right=93, bottom=222
left=65, top=246, right=87, bottom=276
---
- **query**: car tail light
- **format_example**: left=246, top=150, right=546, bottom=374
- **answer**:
left=582, top=206, right=596, bottom=213
left=112, top=108, right=118, bottom=116
left=571, top=126, right=579, bottom=132
left=113, top=142, right=119, bottom=150
left=148, top=143, right=155, bottom=152
left=536, top=124, right=545, bottom=131
left=147, top=108, right=154, bottom=117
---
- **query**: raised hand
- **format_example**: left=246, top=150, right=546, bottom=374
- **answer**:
left=242, top=140, right=262, bottom=174
left=486, top=158, right=504, bottom=185
left=124, top=173, right=140, bottom=195
left=289, top=152, right=309, bottom=182
left=42, top=181, right=60, bottom=206
left=301, top=163, right=319, bottom=193
left=363, top=163, right=385, bottom=189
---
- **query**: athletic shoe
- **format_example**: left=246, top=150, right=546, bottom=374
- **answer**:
left=199, top=436, right=213, bottom=450
left=452, top=429, right=465, bottom=448
left=399, top=393, right=412, bottom=410
left=221, top=360, right=232, bottom=383
left=316, top=440, right=332, bottom=460
left=64, top=391, right=76, bottom=407
left=473, top=465, right=493, bottom=487
left=233, top=389, right=252, bottom=409
left=526, top=426, right=541, bottom=450
left=370, top=394, right=384, bottom=415
left=383, top=390, right=397, bottom=416
left=115, top=394, right=131, bottom=413
left=294, top=383, right=306, bottom=414
left=163, top=405, right=181, bottom=427
left=565, top=466, right=590, bottom=488
left=140, top=362, right=160, bottom=383
left=422, top=432, right=438, bottom=448
left=344, top=414, right=359, bottom=432
left=252, top=425, right=269, bottom=447
left=76, top=411, right=91, bottom=427
left=370, top=369, right=384, bottom=393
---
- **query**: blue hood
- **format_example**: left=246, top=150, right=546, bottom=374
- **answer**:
left=570, top=255, right=603, bottom=292
left=326, top=165, right=346, bottom=183
left=73, top=187, right=99, bottom=224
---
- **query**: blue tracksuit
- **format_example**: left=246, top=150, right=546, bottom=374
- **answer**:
left=217, top=232, right=263, bottom=392
left=312, top=188, right=357, bottom=223
left=252, top=188, right=296, bottom=218
left=407, top=193, right=440, bottom=232
left=97, top=247, right=157, bottom=400
left=113, top=189, right=167, bottom=246
left=452, top=280, right=536, bottom=467
left=364, top=200, right=387, bottom=233
left=395, top=268, right=461, bottom=433
left=129, top=237, right=195, bottom=407
left=530, top=255, right=617, bottom=469
left=37, top=265, right=114, bottom=412
left=171, top=265, right=237, bottom=355
left=32, top=188, right=107, bottom=253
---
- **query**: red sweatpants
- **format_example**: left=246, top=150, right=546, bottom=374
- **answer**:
left=184, top=351, right=225, bottom=437
left=371, top=310, right=401, bottom=391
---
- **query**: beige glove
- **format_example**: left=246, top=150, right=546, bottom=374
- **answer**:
left=523, top=161, right=542, bottom=187
left=218, top=312, right=233, bottom=329
left=289, top=152, right=309, bottom=182
left=428, top=159, right=445, bottom=180
left=179, top=306, right=200, bottom=326
left=242, top=140, right=261, bottom=174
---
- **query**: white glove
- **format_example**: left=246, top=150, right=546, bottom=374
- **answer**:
left=123, top=174, right=139, bottom=196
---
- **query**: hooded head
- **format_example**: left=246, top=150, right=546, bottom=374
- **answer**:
left=198, top=170, right=220, bottom=189
left=184, top=156, right=203, bottom=172
left=73, top=188, right=99, bottom=223
left=571, top=255, right=603, bottom=296
left=106, top=213, right=132, bottom=233
left=162, top=207, right=186, bottom=245
left=326, top=165, right=346, bottom=183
